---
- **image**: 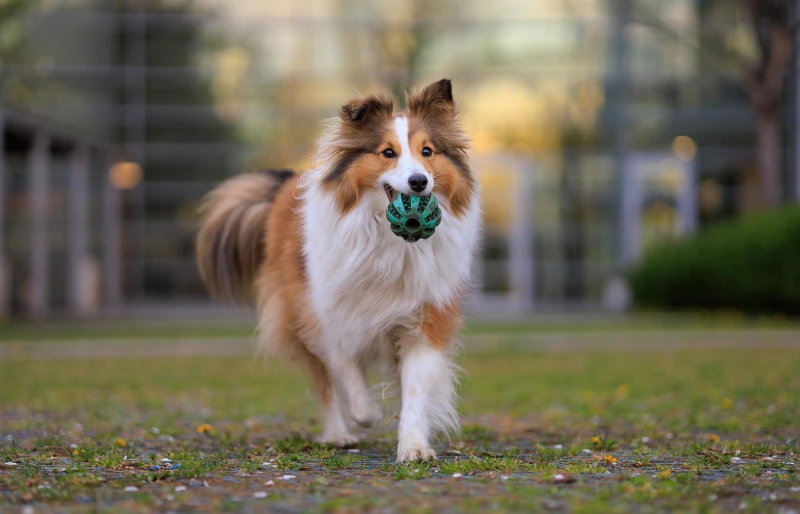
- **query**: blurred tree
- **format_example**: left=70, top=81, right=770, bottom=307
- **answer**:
left=0, top=0, right=35, bottom=64
left=0, top=0, right=40, bottom=105
left=252, top=0, right=462, bottom=170
left=134, top=0, right=240, bottom=296
left=636, top=0, right=796, bottom=209
left=741, top=0, right=794, bottom=207
left=97, top=0, right=242, bottom=297
left=340, top=0, right=460, bottom=107
left=134, top=0, right=240, bottom=183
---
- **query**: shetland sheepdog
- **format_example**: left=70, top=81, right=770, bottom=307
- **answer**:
left=196, top=79, right=481, bottom=462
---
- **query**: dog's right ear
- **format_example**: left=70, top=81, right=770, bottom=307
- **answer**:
left=340, top=95, right=394, bottom=124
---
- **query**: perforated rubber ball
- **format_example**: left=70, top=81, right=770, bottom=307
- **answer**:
left=386, top=193, right=442, bottom=242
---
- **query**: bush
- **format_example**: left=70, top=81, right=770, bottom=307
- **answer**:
left=629, top=206, right=800, bottom=315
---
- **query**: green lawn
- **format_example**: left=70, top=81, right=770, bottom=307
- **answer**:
left=1, top=341, right=799, bottom=512
left=2, top=311, right=799, bottom=342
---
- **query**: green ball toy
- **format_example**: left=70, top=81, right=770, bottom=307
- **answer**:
left=386, top=193, right=442, bottom=242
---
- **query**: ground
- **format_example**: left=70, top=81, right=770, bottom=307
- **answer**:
left=1, top=317, right=799, bottom=513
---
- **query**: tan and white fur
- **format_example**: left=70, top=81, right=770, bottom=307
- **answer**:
left=196, top=79, right=481, bottom=462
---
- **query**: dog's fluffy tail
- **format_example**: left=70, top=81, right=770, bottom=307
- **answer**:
left=196, top=170, right=295, bottom=303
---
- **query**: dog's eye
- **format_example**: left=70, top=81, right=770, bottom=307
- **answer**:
left=381, top=148, right=396, bottom=158
left=421, top=147, right=433, bottom=157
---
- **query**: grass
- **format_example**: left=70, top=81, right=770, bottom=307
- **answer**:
left=2, top=311, right=800, bottom=342
left=0, top=320, right=257, bottom=342
left=1, top=337, right=799, bottom=512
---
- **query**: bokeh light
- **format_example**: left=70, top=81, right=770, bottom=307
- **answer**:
left=672, top=136, right=698, bottom=162
left=109, top=162, right=143, bottom=190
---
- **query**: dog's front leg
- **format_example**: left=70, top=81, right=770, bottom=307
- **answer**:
left=395, top=329, right=459, bottom=463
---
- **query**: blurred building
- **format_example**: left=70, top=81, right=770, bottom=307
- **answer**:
left=0, top=106, right=120, bottom=318
left=0, top=0, right=798, bottom=319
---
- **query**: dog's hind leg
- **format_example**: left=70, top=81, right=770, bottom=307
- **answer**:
left=297, top=344, right=359, bottom=447
left=327, top=355, right=382, bottom=430
left=320, top=389, right=360, bottom=447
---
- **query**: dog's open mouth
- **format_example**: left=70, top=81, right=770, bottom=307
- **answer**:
left=383, top=184, right=398, bottom=202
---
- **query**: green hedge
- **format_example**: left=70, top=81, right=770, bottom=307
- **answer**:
left=629, top=206, right=800, bottom=315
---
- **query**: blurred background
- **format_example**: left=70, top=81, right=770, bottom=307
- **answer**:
left=1, top=0, right=799, bottom=322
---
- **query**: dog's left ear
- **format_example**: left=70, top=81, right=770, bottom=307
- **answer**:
left=407, top=79, right=455, bottom=117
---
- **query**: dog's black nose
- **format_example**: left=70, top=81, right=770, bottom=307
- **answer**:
left=408, top=174, right=428, bottom=193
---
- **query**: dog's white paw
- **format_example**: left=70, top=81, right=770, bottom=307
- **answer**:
left=317, top=432, right=360, bottom=448
left=397, top=445, right=437, bottom=463
left=350, top=396, right=382, bottom=429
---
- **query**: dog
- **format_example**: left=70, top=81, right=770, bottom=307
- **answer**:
left=196, top=79, right=482, bottom=462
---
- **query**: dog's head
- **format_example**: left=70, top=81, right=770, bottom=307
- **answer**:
left=315, top=79, right=475, bottom=218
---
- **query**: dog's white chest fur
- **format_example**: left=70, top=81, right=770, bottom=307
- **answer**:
left=301, top=187, right=481, bottom=353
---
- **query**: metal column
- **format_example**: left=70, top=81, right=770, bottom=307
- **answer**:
left=509, top=158, right=535, bottom=311
left=68, top=143, right=90, bottom=314
left=610, top=0, right=631, bottom=267
left=125, top=0, right=147, bottom=299
left=678, top=161, right=698, bottom=235
left=28, top=130, right=51, bottom=318
left=619, top=156, right=641, bottom=265
left=103, top=153, right=122, bottom=308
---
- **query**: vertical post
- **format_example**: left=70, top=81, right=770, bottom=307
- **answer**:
left=103, top=151, right=122, bottom=308
left=509, top=157, right=535, bottom=311
left=794, top=0, right=800, bottom=201
left=609, top=0, right=631, bottom=266
left=0, top=110, right=7, bottom=318
left=28, top=130, right=50, bottom=318
left=678, top=160, right=698, bottom=235
left=68, top=143, right=90, bottom=314
left=619, top=155, right=641, bottom=264
left=124, top=0, right=147, bottom=299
